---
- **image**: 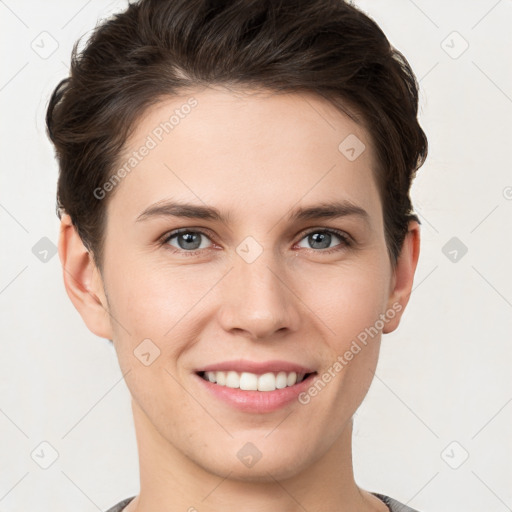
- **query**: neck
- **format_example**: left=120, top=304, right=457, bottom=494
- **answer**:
left=127, top=399, right=384, bottom=512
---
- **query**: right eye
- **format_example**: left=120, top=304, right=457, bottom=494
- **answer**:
left=161, top=229, right=215, bottom=255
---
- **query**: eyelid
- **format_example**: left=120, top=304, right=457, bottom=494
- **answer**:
left=298, top=226, right=353, bottom=244
left=160, top=227, right=217, bottom=247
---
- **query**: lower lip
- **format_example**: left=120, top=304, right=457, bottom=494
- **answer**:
left=194, top=372, right=317, bottom=413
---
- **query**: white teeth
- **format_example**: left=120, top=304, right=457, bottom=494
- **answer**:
left=240, top=372, right=258, bottom=390
left=201, top=370, right=308, bottom=391
left=225, top=371, right=239, bottom=388
left=287, top=371, right=297, bottom=386
left=216, top=371, right=226, bottom=386
left=275, top=371, right=288, bottom=389
left=258, top=372, right=276, bottom=391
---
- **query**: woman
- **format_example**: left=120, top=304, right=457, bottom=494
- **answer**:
left=46, top=0, right=428, bottom=510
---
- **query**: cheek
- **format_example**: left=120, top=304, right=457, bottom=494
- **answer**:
left=293, top=257, right=389, bottom=409
left=295, top=268, right=387, bottom=446
left=294, top=257, right=390, bottom=346
left=107, top=256, right=226, bottom=367
left=105, top=259, right=209, bottom=428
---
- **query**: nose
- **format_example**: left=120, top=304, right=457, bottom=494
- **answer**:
left=217, top=251, right=302, bottom=340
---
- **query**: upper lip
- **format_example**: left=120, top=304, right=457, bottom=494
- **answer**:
left=196, top=359, right=316, bottom=375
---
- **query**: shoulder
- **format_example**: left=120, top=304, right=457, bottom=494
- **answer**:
left=104, top=496, right=136, bottom=512
left=372, top=492, right=423, bottom=512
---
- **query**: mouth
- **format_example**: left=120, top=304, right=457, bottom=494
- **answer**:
left=196, top=370, right=317, bottom=392
left=193, top=359, right=318, bottom=412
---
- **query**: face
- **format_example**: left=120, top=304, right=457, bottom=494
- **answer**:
left=81, top=86, right=413, bottom=481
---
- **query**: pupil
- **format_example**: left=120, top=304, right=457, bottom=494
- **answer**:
left=310, top=232, right=330, bottom=249
left=180, top=232, right=200, bottom=250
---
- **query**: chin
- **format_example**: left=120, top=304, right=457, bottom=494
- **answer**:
left=192, top=441, right=314, bottom=483
left=212, top=458, right=307, bottom=483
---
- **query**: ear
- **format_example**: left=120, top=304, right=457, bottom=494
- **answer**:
left=58, top=213, right=113, bottom=340
left=382, top=220, right=421, bottom=334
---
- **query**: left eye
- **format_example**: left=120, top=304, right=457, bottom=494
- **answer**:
left=296, top=229, right=350, bottom=251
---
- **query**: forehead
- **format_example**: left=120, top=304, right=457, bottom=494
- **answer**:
left=107, top=86, right=381, bottom=225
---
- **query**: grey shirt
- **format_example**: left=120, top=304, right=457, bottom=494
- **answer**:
left=105, top=492, right=421, bottom=511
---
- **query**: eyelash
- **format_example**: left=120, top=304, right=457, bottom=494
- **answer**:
left=159, top=227, right=353, bottom=257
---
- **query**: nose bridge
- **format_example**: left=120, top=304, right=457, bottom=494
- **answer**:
left=218, top=240, right=299, bottom=338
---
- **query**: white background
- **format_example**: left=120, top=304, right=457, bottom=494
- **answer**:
left=0, top=1, right=511, bottom=511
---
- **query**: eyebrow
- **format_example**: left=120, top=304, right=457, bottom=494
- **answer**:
left=135, top=199, right=370, bottom=226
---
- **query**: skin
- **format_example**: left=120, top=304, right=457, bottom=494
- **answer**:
left=58, top=86, right=420, bottom=512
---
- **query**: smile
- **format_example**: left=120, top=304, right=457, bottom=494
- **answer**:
left=194, top=362, right=318, bottom=413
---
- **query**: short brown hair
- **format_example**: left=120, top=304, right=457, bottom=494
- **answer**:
left=46, top=0, right=427, bottom=271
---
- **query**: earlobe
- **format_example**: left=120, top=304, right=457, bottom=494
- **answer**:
left=382, top=220, right=421, bottom=334
left=58, top=213, right=113, bottom=340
